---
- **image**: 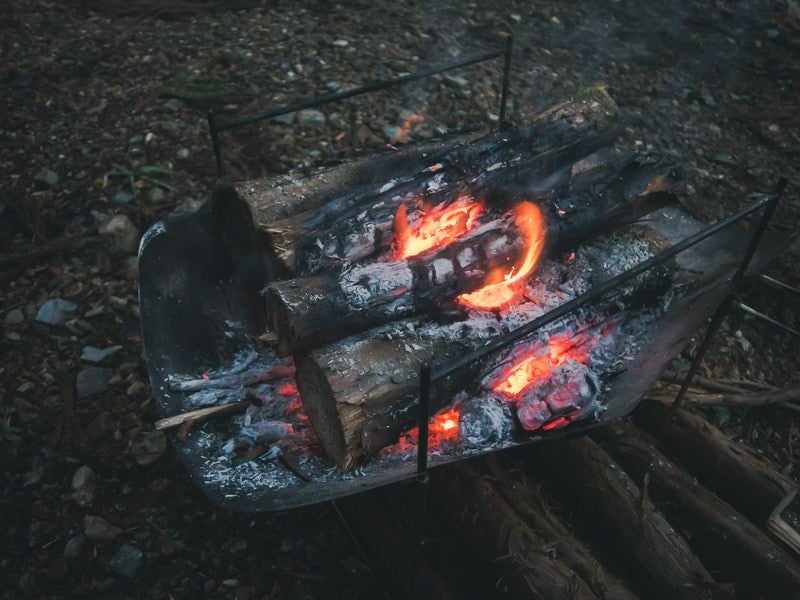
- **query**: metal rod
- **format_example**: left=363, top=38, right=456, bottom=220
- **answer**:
left=738, top=302, right=800, bottom=338
left=207, top=109, right=224, bottom=178
left=417, top=363, right=431, bottom=475
left=669, top=178, right=786, bottom=415
left=499, top=34, right=513, bottom=126
left=216, top=49, right=504, bottom=132
left=759, top=274, right=800, bottom=298
left=433, top=193, right=775, bottom=383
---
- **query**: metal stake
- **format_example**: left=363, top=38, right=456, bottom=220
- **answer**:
left=413, top=363, right=432, bottom=597
left=669, top=178, right=787, bottom=416
left=499, top=34, right=513, bottom=127
left=207, top=109, right=224, bottom=178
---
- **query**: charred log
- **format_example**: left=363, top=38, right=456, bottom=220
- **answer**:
left=534, top=436, right=716, bottom=599
left=266, top=161, right=679, bottom=355
left=594, top=421, right=800, bottom=597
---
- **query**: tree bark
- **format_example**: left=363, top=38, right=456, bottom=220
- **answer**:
left=481, top=454, right=640, bottom=600
left=594, top=421, right=800, bottom=597
left=534, top=436, right=716, bottom=599
left=430, top=461, right=601, bottom=599
left=266, top=160, right=679, bottom=355
left=634, top=398, right=798, bottom=526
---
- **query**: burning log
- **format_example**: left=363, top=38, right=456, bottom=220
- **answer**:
left=533, top=436, right=717, bottom=599
left=594, top=421, right=800, bottom=596
left=429, top=461, right=601, bottom=599
left=246, top=86, right=621, bottom=276
left=266, top=160, right=679, bottom=354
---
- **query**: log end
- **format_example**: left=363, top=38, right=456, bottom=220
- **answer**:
left=295, top=352, right=363, bottom=470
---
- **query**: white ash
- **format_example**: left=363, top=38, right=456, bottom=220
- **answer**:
left=459, top=395, right=514, bottom=447
left=185, top=386, right=246, bottom=408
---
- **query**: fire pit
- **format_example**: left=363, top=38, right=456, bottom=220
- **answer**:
left=139, top=61, right=790, bottom=511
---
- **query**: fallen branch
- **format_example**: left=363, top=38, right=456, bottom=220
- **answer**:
left=167, top=364, right=295, bottom=392
left=651, top=380, right=800, bottom=409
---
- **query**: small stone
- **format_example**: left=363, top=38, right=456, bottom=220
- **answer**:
left=76, top=367, right=112, bottom=399
left=383, top=125, right=401, bottom=143
left=65, top=318, right=94, bottom=336
left=767, top=28, right=779, bottom=39
left=36, top=299, right=78, bottom=326
left=325, top=80, right=340, bottom=92
left=128, top=134, right=143, bottom=144
left=126, top=380, right=148, bottom=397
left=443, top=74, right=469, bottom=87
left=297, top=109, right=325, bottom=127
left=176, top=148, right=190, bottom=160
left=98, top=215, right=139, bottom=254
left=131, top=430, right=166, bottom=465
left=16, top=381, right=34, bottom=394
left=147, top=187, right=166, bottom=203
left=109, top=544, right=143, bottom=579
left=6, top=332, right=21, bottom=341
left=332, top=39, right=349, bottom=47
left=83, top=515, right=121, bottom=541
left=163, top=98, right=183, bottom=111
left=71, top=465, right=96, bottom=508
left=64, top=534, right=87, bottom=561
left=85, top=412, right=114, bottom=442
left=35, top=168, right=59, bottom=187
left=80, top=345, right=123, bottom=365
left=5, top=309, right=24, bottom=324
left=15, top=397, right=38, bottom=424
left=112, top=190, right=134, bottom=205
left=272, top=112, right=295, bottom=125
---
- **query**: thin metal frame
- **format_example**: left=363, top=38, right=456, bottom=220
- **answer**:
left=207, top=36, right=514, bottom=178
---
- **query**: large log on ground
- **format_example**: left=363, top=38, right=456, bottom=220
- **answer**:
left=480, top=454, right=639, bottom=600
left=634, top=397, right=798, bottom=526
left=532, top=436, right=716, bottom=599
left=429, top=461, right=601, bottom=599
left=594, top=421, right=800, bottom=596
left=266, top=160, right=680, bottom=354
left=244, top=86, right=621, bottom=276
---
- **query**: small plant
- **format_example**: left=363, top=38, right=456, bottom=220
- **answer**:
left=105, top=164, right=179, bottom=196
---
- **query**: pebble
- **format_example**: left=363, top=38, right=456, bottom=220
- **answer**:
left=81, top=345, right=123, bottom=365
left=76, top=367, right=112, bottom=399
left=14, top=397, right=38, bottom=424
left=176, top=148, right=190, bottom=160
left=112, top=190, right=134, bottom=205
left=63, top=534, right=87, bottom=561
left=98, top=214, right=139, bottom=255
left=443, top=74, right=469, bottom=88
left=131, top=430, right=167, bottom=465
left=85, top=412, right=114, bottom=442
left=83, top=515, right=121, bottom=541
left=5, top=308, right=24, bottom=324
left=71, top=465, right=96, bottom=508
left=35, top=168, right=59, bottom=187
left=36, top=299, right=78, bottom=326
left=109, top=544, right=144, bottom=579
left=126, top=380, right=148, bottom=396
left=332, top=39, right=349, bottom=47
left=147, top=187, right=166, bottom=203
left=272, top=112, right=295, bottom=125
left=297, top=109, right=326, bottom=127
left=163, top=98, right=184, bottom=111
left=16, top=381, right=34, bottom=394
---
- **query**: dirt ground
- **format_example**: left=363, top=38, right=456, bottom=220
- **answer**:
left=2, top=1, right=799, bottom=598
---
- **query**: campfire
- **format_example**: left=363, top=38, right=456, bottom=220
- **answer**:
left=139, top=86, right=787, bottom=510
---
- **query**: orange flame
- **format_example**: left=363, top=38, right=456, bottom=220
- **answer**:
left=491, top=332, right=591, bottom=399
left=393, top=194, right=484, bottom=260
left=457, top=201, right=546, bottom=311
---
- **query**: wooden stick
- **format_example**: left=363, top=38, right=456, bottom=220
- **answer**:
left=168, top=364, right=295, bottom=392
left=651, top=380, right=800, bottom=409
left=154, top=401, right=249, bottom=430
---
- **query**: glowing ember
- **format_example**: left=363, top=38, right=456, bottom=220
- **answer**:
left=491, top=332, right=591, bottom=399
left=457, top=201, right=546, bottom=311
left=405, top=407, right=461, bottom=446
left=393, top=194, right=484, bottom=259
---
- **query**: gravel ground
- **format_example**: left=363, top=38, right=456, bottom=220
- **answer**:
left=2, top=1, right=799, bottom=598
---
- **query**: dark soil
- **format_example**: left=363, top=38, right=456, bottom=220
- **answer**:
left=2, top=1, right=799, bottom=598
